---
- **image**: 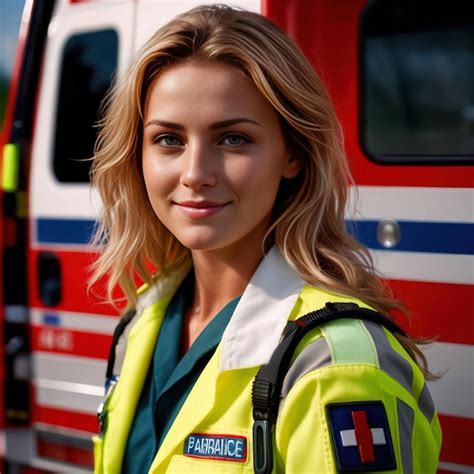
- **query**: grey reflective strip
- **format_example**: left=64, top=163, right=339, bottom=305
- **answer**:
left=281, top=338, right=332, bottom=398
left=397, top=398, right=414, bottom=474
left=417, top=382, right=435, bottom=423
left=113, top=310, right=139, bottom=376
left=363, top=321, right=413, bottom=393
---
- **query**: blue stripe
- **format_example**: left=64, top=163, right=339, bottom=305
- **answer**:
left=43, top=313, right=60, bottom=326
left=36, top=217, right=473, bottom=255
left=347, top=220, right=473, bottom=255
left=37, top=218, right=96, bottom=245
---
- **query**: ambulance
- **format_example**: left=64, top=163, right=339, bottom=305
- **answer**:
left=1, top=0, right=472, bottom=472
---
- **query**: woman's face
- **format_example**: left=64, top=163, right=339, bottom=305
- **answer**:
left=141, top=61, right=300, bottom=253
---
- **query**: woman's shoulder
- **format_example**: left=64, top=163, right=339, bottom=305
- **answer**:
left=288, top=283, right=430, bottom=408
left=278, top=285, right=441, bottom=472
left=297, top=284, right=372, bottom=312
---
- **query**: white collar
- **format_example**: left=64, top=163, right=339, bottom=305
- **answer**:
left=136, top=246, right=304, bottom=372
left=219, top=246, right=304, bottom=372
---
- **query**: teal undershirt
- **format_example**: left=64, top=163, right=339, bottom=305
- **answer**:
left=122, top=273, right=241, bottom=473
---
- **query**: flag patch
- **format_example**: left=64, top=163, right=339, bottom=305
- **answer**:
left=184, top=433, right=247, bottom=462
left=326, top=401, right=396, bottom=471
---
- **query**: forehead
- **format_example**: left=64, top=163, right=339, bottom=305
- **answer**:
left=143, top=61, right=278, bottom=124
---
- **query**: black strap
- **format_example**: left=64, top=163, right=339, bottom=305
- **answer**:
left=252, top=302, right=406, bottom=474
left=105, top=308, right=137, bottom=381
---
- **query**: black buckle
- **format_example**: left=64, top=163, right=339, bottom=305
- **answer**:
left=253, top=419, right=273, bottom=474
left=252, top=377, right=276, bottom=474
left=252, top=378, right=275, bottom=414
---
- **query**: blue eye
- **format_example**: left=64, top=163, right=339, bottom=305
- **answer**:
left=221, top=134, right=249, bottom=146
left=154, top=134, right=182, bottom=147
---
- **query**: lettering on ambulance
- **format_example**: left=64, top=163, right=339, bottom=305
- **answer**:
left=38, top=328, right=74, bottom=352
left=185, top=434, right=247, bottom=462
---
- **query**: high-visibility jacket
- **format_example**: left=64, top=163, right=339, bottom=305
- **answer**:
left=93, top=247, right=441, bottom=473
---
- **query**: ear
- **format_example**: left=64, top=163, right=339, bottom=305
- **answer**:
left=282, top=155, right=302, bottom=179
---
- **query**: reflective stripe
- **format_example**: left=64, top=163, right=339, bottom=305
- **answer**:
left=417, top=382, right=435, bottom=423
left=2, top=143, right=20, bottom=192
left=397, top=398, right=414, bottom=474
left=281, top=338, right=332, bottom=398
left=322, top=319, right=378, bottom=366
left=363, top=322, right=413, bottom=393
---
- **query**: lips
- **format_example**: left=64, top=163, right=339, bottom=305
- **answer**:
left=174, top=200, right=230, bottom=218
left=177, top=200, right=227, bottom=208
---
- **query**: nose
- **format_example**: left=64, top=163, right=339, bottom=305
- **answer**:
left=180, top=142, right=217, bottom=190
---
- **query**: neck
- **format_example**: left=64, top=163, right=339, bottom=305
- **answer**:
left=188, top=240, right=266, bottom=322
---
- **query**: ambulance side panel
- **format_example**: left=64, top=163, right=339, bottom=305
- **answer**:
left=16, top=1, right=135, bottom=470
left=265, top=1, right=473, bottom=472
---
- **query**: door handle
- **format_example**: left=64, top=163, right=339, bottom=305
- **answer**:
left=38, top=251, right=62, bottom=306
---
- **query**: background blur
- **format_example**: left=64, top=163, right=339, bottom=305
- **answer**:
left=0, top=0, right=25, bottom=130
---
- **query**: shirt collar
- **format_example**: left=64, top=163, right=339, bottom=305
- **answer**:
left=219, top=246, right=304, bottom=372
left=136, top=246, right=304, bottom=373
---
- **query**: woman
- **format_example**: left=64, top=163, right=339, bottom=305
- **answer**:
left=90, top=4, right=441, bottom=473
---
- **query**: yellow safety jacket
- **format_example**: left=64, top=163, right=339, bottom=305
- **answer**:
left=93, top=247, right=441, bottom=473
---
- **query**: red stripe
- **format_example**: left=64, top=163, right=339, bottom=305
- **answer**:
left=31, top=326, right=112, bottom=359
left=386, top=280, right=474, bottom=345
left=352, top=411, right=375, bottom=464
left=37, top=438, right=93, bottom=468
left=34, top=405, right=99, bottom=434
left=28, top=249, right=123, bottom=316
left=439, top=414, right=474, bottom=466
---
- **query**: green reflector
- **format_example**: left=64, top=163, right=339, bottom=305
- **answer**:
left=2, top=143, right=20, bottom=192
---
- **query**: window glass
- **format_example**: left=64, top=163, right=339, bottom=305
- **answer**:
left=53, top=29, right=118, bottom=182
left=360, top=0, right=474, bottom=163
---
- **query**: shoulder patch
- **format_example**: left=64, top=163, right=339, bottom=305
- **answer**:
left=326, top=401, right=396, bottom=472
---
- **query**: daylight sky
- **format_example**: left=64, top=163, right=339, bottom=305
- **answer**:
left=0, top=0, right=25, bottom=78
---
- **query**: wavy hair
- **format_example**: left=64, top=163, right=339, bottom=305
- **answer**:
left=89, top=4, right=433, bottom=376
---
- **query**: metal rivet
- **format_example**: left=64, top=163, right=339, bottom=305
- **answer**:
left=377, top=219, right=401, bottom=249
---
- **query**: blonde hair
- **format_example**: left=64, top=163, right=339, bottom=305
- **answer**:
left=89, top=4, right=433, bottom=376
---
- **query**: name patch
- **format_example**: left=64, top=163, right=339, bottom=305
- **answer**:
left=184, top=433, right=247, bottom=462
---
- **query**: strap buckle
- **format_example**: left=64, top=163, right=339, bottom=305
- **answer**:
left=97, top=376, right=118, bottom=433
left=253, top=419, right=273, bottom=474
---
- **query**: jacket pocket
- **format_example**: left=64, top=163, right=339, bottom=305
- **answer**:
left=92, top=434, right=104, bottom=474
left=167, top=454, right=253, bottom=473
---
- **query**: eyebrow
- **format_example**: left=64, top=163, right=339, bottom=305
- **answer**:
left=144, top=118, right=262, bottom=130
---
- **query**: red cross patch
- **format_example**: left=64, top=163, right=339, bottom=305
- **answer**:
left=326, top=402, right=396, bottom=471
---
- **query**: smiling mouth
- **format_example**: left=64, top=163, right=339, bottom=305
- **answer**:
left=174, top=201, right=230, bottom=218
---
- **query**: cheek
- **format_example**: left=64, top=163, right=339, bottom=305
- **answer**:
left=142, top=155, right=175, bottom=199
left=225, top=149, right=284, bottom=188
left=235, top=153, right=284, bottom=193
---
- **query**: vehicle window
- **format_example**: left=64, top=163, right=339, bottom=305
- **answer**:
left=53, top=29, right=118, bottom=182
left=360, top=0, right=474, bottom=164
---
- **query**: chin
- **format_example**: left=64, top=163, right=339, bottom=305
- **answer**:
left=176, top=232, right=227, bottom=252
left=176, top=232, right=248, bottom=253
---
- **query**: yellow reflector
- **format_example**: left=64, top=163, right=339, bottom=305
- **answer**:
left=2, top=143, right=20, bottom=192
